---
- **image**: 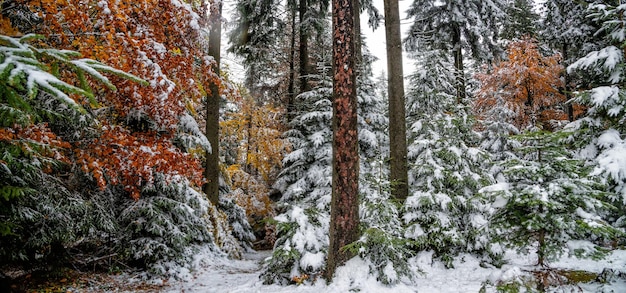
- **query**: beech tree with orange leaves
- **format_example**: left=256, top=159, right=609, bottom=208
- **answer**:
left=0, top=0, right=254, bottom=276
left=475, top=38, right=565, bottom=131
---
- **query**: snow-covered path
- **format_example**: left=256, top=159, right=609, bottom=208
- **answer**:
left=166, top=251, right=272, bottom=293
left=164, top=249, right=626, bottom=293
left=164, top=250, right=418, bottom=293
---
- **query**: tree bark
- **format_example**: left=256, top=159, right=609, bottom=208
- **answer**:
left=353, top=0, right=362, bottom=73
left=287, top=8, right=297, bottom=122
left=384, top=0, right=408, bottom=202
left=205, top=0, right=222, bottom=205
left=325, top=0, right=359, bottom=281
left=299, top=0, right=310, bottom=93
left=452, top=24, right=466, bottom=104
left=562, top=42, right=574, bottom=121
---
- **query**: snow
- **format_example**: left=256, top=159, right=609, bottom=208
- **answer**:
left=97, top=1, right=111, bottom=15
left=575, top=208, right=603, bottom=228
left=592, top=129, right=626, bottom=202
left=479, top=182, right=510, bottom=193
left=300, top=252, right=325, bottom=271
left=156, top=246, right=626, bottom=293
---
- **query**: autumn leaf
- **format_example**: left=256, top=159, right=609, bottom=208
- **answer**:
left=475, top=38, right=565, bottom=130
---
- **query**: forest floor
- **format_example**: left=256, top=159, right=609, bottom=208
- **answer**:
left=9, top=248, right=626, bottom=292
left=163, top=247, right=626, bottom=293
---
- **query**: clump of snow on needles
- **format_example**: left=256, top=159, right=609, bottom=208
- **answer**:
left=327, top=257, right=416, bottom=293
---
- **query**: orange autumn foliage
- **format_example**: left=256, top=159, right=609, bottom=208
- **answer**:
left=221, top=98, right=288, bottom=184
left=76, top=125, right=204, bottom=200
left=225, top=164, right=274, bottom=220
left=2, top=1, right=217, bottom=199
left=0, top=124, right=71, bottom=173
left=475, top=38, right=566, bottom=130
left=27, top=0, right=216, bottom=128
left=221, top=94, right=287, bottom=240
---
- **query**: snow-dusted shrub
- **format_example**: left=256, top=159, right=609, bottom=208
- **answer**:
left=118, top=175, right=217, bottom=274
left=483, top=131, right=622, bottom=266
left=347, top=181, right=414, bottom=285
left=404, top=108, right=495, bottom=268
left=262, top=205, right=330, bottom=284
left=218, top=195, right=256, bottom=254
left=559, top=4, right=626, bottom=240
left=0, top=171, right=117, bottom=265
left=261, top=79, right=333, bottom=284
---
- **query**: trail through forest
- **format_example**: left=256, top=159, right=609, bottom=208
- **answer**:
left=167, top=250, right=271, bottom=293
left=158, top=248, right=626, bottom=293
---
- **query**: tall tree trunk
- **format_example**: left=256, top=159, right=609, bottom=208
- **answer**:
left=563, top=42, right=574, bottom=121
left=299, top=0, right=310, bottom=93
left=452, top=24, right=466, bottom=104
left=353, top=0, right=362, bottom=72
left=384, top=0, right=408, bottom=202
left=287, top=8, right=297, bottom=122
left=325, top=0, right=359, bottom=281
left=205, top=0, right=222, bottom=205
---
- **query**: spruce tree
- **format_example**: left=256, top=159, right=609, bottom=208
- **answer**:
left=540, top=0, right=601, bottom=121
left=484, top=131, right=621, bottom=266
left=405, top=0, right=507, bottom=102
left=262, top=42, right=392, bottom=284
left=567, top=3, right=626, bottom=231
left=228, top=0, right=289, bottom=100
left=403, top=51, right=495, bottom=267
left=501, top=0, right=539, bottom=40
left=383, top=0, right=408, bottom=202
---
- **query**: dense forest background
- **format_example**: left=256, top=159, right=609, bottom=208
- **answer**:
left=1, top=0, right=626, bottom=291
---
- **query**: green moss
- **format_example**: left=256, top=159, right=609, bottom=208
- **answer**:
left=558, top=269, right=598, bottom=283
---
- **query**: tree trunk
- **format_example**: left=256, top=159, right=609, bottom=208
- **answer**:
left=299, top=0, right=310, bottom=93
left=563, top=42, right=574, bottom=121
left=287, top=8, right=297, bottom=122
left=452, top=24, right=466, bottom=104
left=325, top=0, right=359, bottom=281
left=205, top=0, right=222, bottom=205
left=384, top=0, right=408, bottom=202
left=353, top=0, right=362, bottom=73
left=537, top=228, right=546, bottom=267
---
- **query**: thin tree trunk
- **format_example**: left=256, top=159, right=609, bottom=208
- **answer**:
left=287, top=8, right=297, bottom=122
left=299, top=0, right=310, bottom=93
left=452, top=24, right=466, bottom=104
left=563, top=42, right=574, bottom=121
left=325, top=0, right=359, bottom=281
left=384, top=0, right=408, bottom=202
left=245, top=112, right=253, bottom=173
left=537, top=228, right=546, bottom=267
left=205, top=0, right=222, bottom=205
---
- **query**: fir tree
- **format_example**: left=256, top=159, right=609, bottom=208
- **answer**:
left=404, top=53, right=495, bottom=267
left=540, top=0, right=601, bottom=121
left=262, top=45, right=392, bottom=284
left=484, top=131, right=621, bottom=267
left=500, top=0, right=539, bottom=40
left=567, top=3, right=626, bottom=232
left=227, top=0, right=286, bottom=98
left=405, top=0, right=507, bottom=101
left=540, top=0, right=599, bottom=62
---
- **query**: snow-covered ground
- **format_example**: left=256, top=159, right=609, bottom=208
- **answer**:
left=163, top=248, right=626, bottom=293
